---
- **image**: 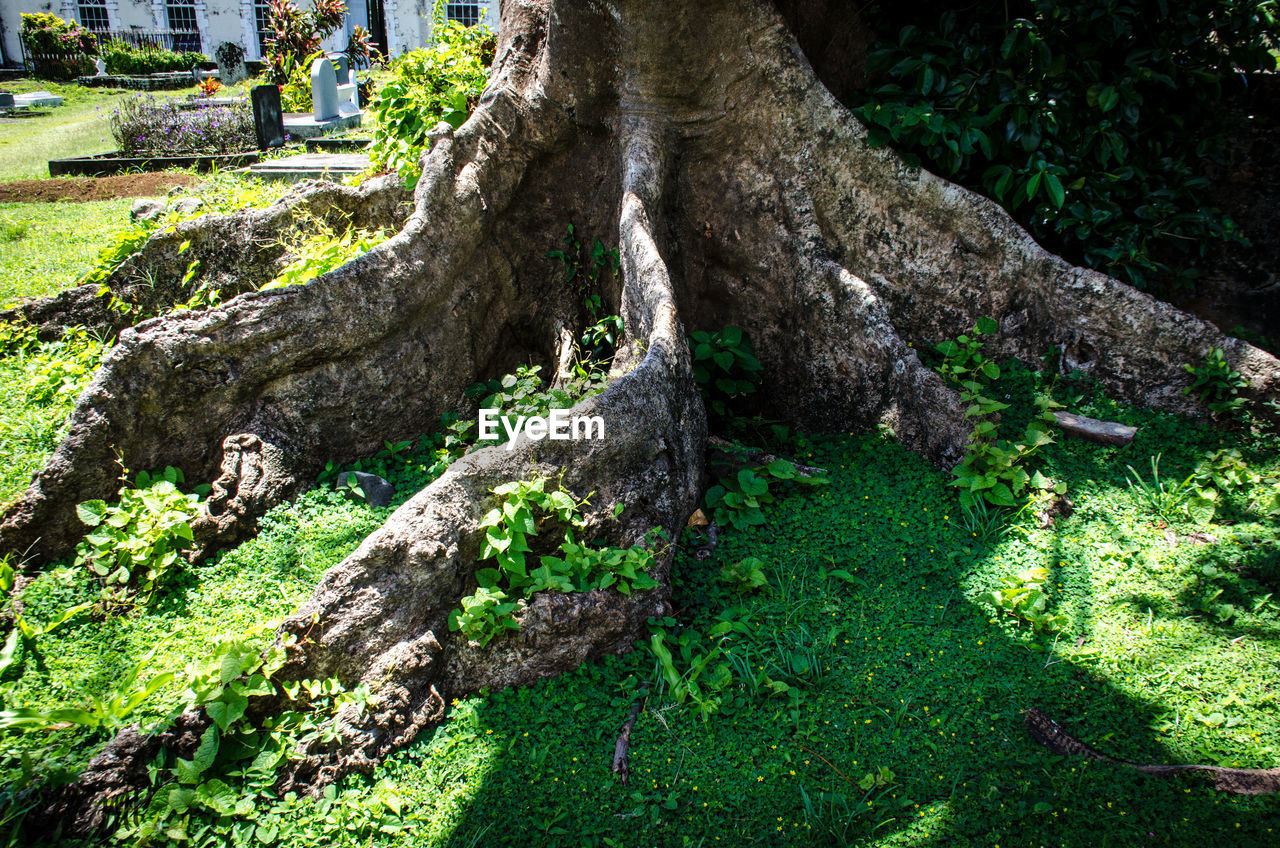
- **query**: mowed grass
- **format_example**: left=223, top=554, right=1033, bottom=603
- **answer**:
left=0, top=81, right=134, bottom=181
left=4, top=364, right=1278, bottom=847
left=0, top=199, right=135, bottom=305
left=0, top=79, right=261, bottom=181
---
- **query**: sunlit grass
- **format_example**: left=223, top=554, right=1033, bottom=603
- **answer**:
left=0, top=199, right=136, bottom=305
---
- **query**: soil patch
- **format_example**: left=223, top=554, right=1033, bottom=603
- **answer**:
left=0, top=173, right=199, bottom=203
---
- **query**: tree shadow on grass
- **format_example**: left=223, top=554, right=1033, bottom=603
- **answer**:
left=365, top=431, right=1280, bottom=847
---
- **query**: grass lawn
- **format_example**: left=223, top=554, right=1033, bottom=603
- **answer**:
left=1, top=362, right=1277, bottom=846
left=0, top=81, right=137, bottom=181
left=0, top=199, right=136, bottom=306
left=0, top=79, right=258, bottom=181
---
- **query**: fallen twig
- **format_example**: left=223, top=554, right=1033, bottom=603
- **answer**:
left=612, top=700, right=644, bottom=784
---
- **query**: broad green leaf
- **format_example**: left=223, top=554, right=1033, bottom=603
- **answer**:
left=76, top=500, right=108, bottom=527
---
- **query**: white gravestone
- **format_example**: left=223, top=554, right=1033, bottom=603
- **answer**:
left=310, top=57, right=341, bottom=122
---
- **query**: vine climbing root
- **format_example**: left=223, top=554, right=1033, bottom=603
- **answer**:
left=10, top=0, right=1280, bottom=835
left=1025, top=708, right=1280, bottom=795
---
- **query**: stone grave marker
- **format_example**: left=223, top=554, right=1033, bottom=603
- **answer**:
left=310, top=57, right=340, bottom=122
left=215, top=42, right=247, bottom=86
left=251, top=84, right=286, bottom=149
left=331, top=54, right=351, bottom=86
left=93, top=58, right=107, bottom=77
left=331, top=55, right=359, bottom=111
left=0, top=93, right=13, bottom=109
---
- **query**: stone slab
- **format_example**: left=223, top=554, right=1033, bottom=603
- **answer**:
left=281, top=111, right=362, bottom=140
left=14, top=91, right=62, bottom=108
left=1053, top=411, right=1138, bottom=446
left=243, top=152, right=370, bottom=182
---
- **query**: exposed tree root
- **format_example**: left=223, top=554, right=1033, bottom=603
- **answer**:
left=1026, top=708, right=1280, bottom=795
left=0, top=175, right=413, bottom=343
left=12, top=0, right=1280, bottom=835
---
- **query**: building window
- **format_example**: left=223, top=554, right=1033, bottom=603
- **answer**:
left=254, top=0, right=273, bottom=59
left=445, top=2, right=480, bottom=26
left=78, top=0, right=110, bottom=31
left=166, top=0, right=201, bottom=51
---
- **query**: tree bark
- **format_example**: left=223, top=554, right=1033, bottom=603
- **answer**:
left=10, top=0, right=1279, bottom=832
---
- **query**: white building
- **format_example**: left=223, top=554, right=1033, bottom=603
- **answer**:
left=0, top=0, right=497, bottom=70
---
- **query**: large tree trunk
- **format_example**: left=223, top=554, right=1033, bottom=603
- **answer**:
left=12, top=0, right=1279, bottom=834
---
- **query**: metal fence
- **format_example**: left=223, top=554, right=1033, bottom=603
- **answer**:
left=95, top=29, right=201, bottom=53
left=18, top=29, right=202, bottom=72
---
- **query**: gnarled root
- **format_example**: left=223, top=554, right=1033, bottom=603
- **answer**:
left=0, top=175, right=413, bottom=343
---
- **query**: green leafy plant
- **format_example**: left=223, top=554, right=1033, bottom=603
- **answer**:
left=1184, top=348, right=1249, bottom=415
left=261, top=0, right=347, bottom=85
left=100, top=40, right=206, bottom=75
left=985, top=566, right=1067, bottom=633
left=937, top=319, right=1064, bottom=509
left=114, top=632, right=408, bottom=847
left=719, top=556, right=768, bottom=592
left=934, top=315, right=1001, bottom=384
left=851, top=3, right=1276, bottom=290
left=951, top=392, right=1061, bottom=508
left=464, top=364, right=580, bottom=450
left=647, top=627, right=736, bottom=720
left=546, top=225, right=624, bottom=392
left=688, top=327, right=763, bottom=421
left=74, top=466, right=202, bottom=608
left=1185, top=448, right=1280, bottom=523
left=78, top=222, right=157, bottom=289
left=367, top=6, right=494, bottom=187
left=279, top=49, right=327, bottom=111
left=262, top=225, right=389, bottom=290
left=547, top=224, right=620, bottom=304
left=449, top=586, right=519, bottom=646
left=450, top=479, right=660, bottom=646
left=704, top=460, right=828, bottom=532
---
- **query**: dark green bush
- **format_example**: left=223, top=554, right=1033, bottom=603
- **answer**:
left=852, top=1, right=1279, bottom=291
left=101, top=40, right=207, bottom=76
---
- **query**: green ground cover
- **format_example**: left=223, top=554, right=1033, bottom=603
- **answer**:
left=0, top=325, right=104, bottom=511
left=0, top=200, right=136, bottom=306
left=1, top=361, right=1277, bottom=846
left=0, top=175, right=293, bottom=509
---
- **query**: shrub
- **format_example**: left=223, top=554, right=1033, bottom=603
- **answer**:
left=368, top=7, right=494, bottom=186
left=19, top=13, right=97, bottom=55
left=19, top=13, right=97, bottom=80
left=279, top=49, right=325, bottom=111
left=851, top=2, right=1279, bottom=291
left=262, top=0, right=373, bottom=85
left=101, top=40, right=207, bottom=76
left=109, top=95, right=255, bottom=156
